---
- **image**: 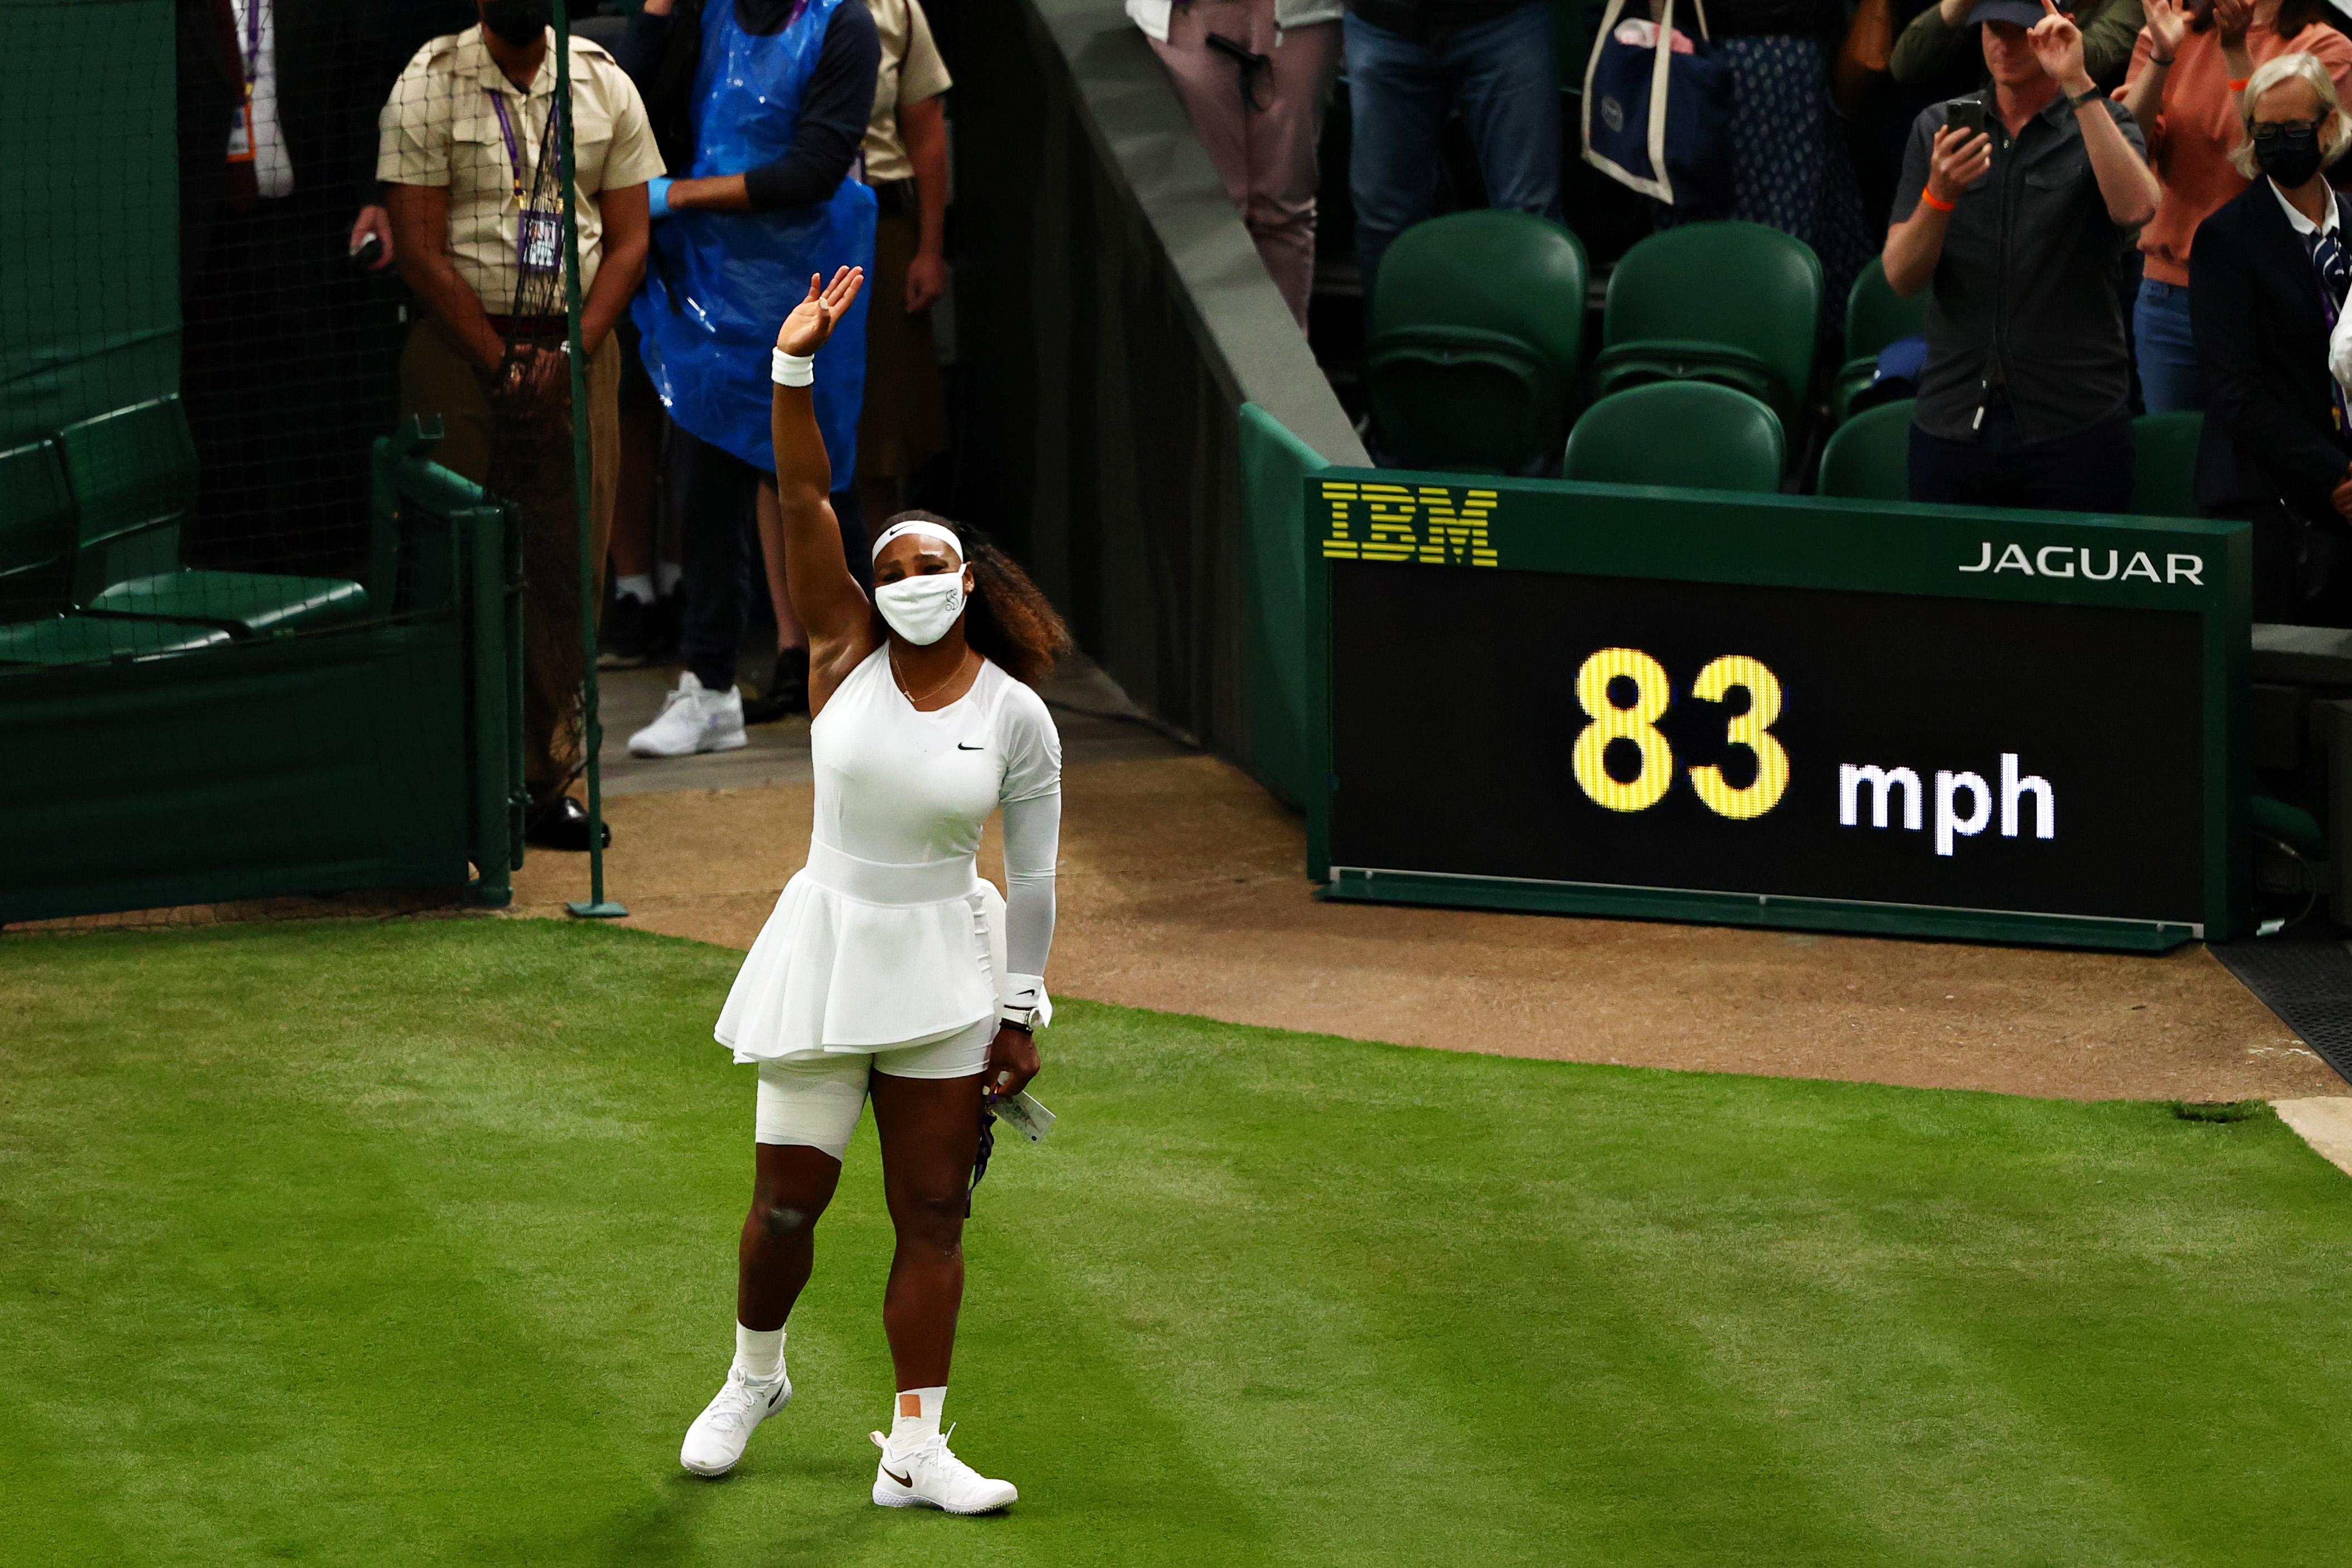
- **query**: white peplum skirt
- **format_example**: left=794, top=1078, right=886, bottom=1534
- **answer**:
left=715, top=839, right=1008, bottom=1063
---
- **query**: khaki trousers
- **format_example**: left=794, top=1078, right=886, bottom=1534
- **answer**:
left=400, top=316, right=619, bottom=804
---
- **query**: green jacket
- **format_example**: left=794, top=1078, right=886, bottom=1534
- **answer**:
left=1888, top=0, right=2146, bottom=91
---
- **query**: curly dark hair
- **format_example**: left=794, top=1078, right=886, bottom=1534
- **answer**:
left=882, top=510, right=1073, bottom=685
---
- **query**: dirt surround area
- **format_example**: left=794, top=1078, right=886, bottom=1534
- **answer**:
left=507, top=675, right=2348, bottom=1103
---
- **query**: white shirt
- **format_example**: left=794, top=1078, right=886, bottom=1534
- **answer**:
left=2283, top=178, right=2352, bottom=394
left=230, top=0, right=294, bottom=199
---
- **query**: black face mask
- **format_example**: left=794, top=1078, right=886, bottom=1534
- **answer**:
left=2255, top=123, right=2326, bottom=191
left=481, top=0, right=554, bottom=47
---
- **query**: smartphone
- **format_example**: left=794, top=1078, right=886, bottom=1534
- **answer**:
left=989, top=1091, right=1056, bottom=1145
left=1947, top=100, right=1988, bottom=142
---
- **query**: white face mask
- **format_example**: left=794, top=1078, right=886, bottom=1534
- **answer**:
left=874, top=570, right=967, bottom=646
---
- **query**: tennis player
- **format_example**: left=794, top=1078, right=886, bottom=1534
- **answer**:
left=675, top=266, right=1070, bottom=1515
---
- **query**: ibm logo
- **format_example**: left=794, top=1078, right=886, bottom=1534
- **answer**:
left=1318, top=482, right=1501, bottom=568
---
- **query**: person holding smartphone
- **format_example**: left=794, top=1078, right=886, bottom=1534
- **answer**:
left=1883, top=0, right=2161, bottom=511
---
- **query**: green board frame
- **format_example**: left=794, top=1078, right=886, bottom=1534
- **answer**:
left=1304, top=471, right=2251, bottom=951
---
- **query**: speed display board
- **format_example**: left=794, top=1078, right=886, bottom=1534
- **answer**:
left=1304, top=472, right=2249, bottom=950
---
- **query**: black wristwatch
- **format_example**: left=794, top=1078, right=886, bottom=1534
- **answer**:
left=2067, top=85, right=2103, bottom=110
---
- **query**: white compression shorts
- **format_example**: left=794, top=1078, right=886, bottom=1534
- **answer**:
left=752, top=1015, right=993, bottom=1161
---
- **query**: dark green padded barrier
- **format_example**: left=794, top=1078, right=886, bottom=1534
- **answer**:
left=1238, top=403, right=1328, bottom=807
left=0, top=424, right=524, bottom=924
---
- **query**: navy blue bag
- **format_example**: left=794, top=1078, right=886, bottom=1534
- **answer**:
left=1581, top=0, right=1735, bottom=214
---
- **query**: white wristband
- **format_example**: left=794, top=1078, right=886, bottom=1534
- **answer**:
left=771, top=347, right=815, bottom=388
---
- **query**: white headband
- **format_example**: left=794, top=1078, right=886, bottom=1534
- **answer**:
left=870, top=519, right=964, bottom=562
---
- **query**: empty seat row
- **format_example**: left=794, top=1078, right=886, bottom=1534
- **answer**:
left=1366, top=214, right=1933, bottom=477
left=1367, top=215, right=1871, bottom=476
left=0, top=396, right=370, bottom=668
left=1565, top=381, right=2204, bottom=519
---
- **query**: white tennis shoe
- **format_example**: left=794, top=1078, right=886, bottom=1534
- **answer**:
left=869, top=1426, right=1018, bottom=1513
left=679, top=1364, right=791, bottom=1477
left=629, top=671, right=747, bottom=757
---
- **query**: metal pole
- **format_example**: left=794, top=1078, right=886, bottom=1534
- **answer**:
left=559, top=0, right=625, bottom=920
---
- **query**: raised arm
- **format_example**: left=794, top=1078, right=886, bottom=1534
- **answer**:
left=2031, top=1, right=2159, bottom=228
left=772, top=267, right=880, bottom=700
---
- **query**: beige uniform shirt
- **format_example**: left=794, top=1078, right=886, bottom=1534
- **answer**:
left=377, top=27, right=664, bottom=310
left=860, top=0, right=951, bottom=186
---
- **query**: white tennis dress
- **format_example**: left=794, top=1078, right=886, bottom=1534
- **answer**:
left=715, top=646, right=1062, bottom=1062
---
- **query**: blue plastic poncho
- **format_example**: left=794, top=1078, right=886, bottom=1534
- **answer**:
left=633, top=0, right=877, bottom=475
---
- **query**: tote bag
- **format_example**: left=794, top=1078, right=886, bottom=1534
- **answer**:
left=1581, top=0, right=1734, bottom=214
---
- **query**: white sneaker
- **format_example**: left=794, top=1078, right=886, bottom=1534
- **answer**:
left=679, top=1363, right=791, bottom=1477
left=870, top=1425, right=1018, bottom=1513
left=628, top=671, right=747, bottom=758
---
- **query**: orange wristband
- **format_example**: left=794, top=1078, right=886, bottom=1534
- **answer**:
left=2228, top=76, right=2250, bottom=91
left=1920, top=190, right=1956, bottom=212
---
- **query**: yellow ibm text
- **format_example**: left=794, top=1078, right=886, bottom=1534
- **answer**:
left=1572, top=649, right=1790, bottom=820
left=1318, top=481, right=1500, bottom=567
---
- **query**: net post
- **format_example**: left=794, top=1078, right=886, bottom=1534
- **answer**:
left=557, top=0, right=625, bottom=921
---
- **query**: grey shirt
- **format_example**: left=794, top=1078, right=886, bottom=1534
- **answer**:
left=1895, top=90, right=2147, bottom=444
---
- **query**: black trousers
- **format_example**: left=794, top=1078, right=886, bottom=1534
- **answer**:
left=675, top=425, right=869, bottom=693
left=1909, top=405, right=2136, bottom=515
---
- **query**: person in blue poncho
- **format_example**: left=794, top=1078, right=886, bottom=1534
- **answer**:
left=618, top=0, right=880, bottom=758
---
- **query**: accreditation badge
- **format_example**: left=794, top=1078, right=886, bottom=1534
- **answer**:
left=518, top=209, right=560, bottom=277
left=226, top=100, right=256, bottom=163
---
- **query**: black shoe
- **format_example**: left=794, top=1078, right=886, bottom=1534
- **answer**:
left=599, top=592, right=654, bottom=669
left=741, top=647, right=810, bottom=725
left=525, top=796, right=613, bottom=851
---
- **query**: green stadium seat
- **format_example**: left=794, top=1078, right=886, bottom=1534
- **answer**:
left=1593, top=221, right=1824, bottom=433
left=88, top=570, right=369, bottom=636
left=1366, top=210, right=1588, bottom=473
left=1562, top=382, right=1785, bottom=493
left=0, top=614, right=230, bottom=667
left=0, top=438, right=74, bottom=621
left=56, top=396, right=195, bottom=601
left=1832, top=259, right=1927, bottom=425
left=1816, top=399, right=1917, bottom=502
left=57, top=396, right=370, bottom=635
left=2130, top=412, right=2204, bottom=519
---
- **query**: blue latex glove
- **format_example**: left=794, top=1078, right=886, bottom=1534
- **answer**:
left=647, top=176, right=674, bottom=220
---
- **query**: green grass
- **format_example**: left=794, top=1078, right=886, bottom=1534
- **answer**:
left=4, top=918, right=2352, bottom=1566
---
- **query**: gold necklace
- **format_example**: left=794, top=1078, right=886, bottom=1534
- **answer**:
left=892, top=647, right=971, bottom=707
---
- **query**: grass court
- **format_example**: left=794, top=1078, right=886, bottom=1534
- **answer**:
left=6, top=917, right=2352, bottom=1565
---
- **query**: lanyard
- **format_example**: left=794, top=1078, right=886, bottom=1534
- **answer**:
left=488, top=89, right=529, bottom=208
left=239, top=0, right=261, bottom=93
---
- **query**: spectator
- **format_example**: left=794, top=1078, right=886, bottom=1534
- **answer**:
left=380, top=2, right=661, bottom=849
left=1342, top=0, right=1560, bottom=291
left=2193, top=52, right=2352, bottom=621
left=177, top=0, right=396, bottom=579
left=1891, top=0, right=2143, bottom=86
left=620, top=0, right=881, bottom=754
left=2121, top=0, right=2352, bottom=413
left=1131, top=0, right=1343, bottom=327
left=857, top=0, right=957, bottom=523
left=1885, top=0, right=2160, bottom=511
left=1657, top=0, right=1874, bottom=305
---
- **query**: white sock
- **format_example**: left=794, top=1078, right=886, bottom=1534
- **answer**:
left=888, top=1386, right=946, bottom=1448
left=656, top=560, right=683, bottom=596
left=735, top=1322, right=785, bottom=1382
left=616, top=572, right=656, bottom=605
